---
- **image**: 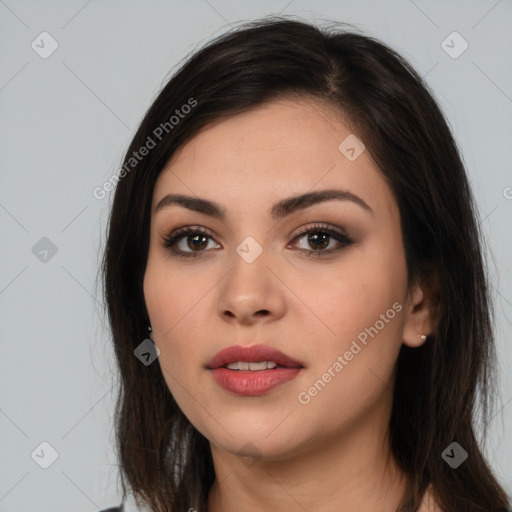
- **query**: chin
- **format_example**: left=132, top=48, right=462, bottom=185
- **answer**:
left=207, top=422, right=307, bottom=461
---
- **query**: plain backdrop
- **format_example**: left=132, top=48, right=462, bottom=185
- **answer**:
left=0, top=1, right=511, bottom=510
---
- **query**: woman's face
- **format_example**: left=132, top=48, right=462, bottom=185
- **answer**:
left=143, top=97, right=429, bottom=463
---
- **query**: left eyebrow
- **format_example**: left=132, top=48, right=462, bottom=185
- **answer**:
left=154, top=188, right=373, bottom=219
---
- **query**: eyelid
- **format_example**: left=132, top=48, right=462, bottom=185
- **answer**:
left=292, top=222, right=350, bottom=240
left=161, top=222, right=354, bottom=258
left=160, top=225, right=218, bottom=248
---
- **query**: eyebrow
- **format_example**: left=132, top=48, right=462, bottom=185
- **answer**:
left=154, top=189, right=373, bottom=220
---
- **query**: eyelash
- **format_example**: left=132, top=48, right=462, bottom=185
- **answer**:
left=160, top=223, right=354, bottom=259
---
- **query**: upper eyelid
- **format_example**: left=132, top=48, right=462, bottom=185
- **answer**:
left=168, top=222, right=346, bottom=236
left=293, top=223, right=350, bottom=237
left=164, top=223, right=350, bottom=246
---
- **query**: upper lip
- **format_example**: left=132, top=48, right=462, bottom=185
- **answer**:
left=207, top=344, right=304, bottom=369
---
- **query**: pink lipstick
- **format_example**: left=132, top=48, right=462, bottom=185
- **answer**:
left=206, top=344, right=304, bottom=396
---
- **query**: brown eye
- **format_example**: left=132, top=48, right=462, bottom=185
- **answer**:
left=162, top=226, right=220, bottom=258
left=290, top=223, right=354, bottom=256
left=161, top=223, right=353, bottom=259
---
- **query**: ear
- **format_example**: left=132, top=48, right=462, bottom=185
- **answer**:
left=402, top=272, right=439, bottom=348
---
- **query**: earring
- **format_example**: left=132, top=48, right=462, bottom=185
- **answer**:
left=148, top=326, right=153, bottom=340
left=417, top=334, right=427, bottom=341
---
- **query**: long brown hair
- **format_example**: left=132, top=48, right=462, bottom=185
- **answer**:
left=100, top=16, right=511, bottom=512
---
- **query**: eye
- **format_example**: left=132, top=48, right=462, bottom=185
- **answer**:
left=289, top=223, right=354, bottom=257
left=161, top=223, right=354, bottom=259
left=161, top=226, right=220, bottom=258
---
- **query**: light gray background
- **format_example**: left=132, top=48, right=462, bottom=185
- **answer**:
left=1, top=1, right=511, bottom=510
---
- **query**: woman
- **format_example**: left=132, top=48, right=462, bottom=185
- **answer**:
left=99, top=16, right=511, bottom=512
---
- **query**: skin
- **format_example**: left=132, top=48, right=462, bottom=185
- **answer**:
left=143, top=97, right=439, bottom=512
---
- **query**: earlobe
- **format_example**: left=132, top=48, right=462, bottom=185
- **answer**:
left=402, top=282, right=435, bottom=348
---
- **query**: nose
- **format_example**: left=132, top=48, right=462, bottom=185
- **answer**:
left=216, top=248, right=286, bottom=326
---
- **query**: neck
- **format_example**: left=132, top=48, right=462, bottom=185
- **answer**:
left=206, top=409, right=408, bottom=512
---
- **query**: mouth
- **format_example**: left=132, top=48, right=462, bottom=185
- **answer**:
left=206, top=345, right=304, bottom=396
left=222, top=361, right=292, bottom=371
left=206, top=344, right=304, bottom=370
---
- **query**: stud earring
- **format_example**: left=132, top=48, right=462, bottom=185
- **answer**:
left=417, top=334, right=427, bottom=341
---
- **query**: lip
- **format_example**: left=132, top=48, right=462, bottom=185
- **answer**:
left=209, top=367, right=303, bottom=396
left=206, top=344, right=304, bottom=396
left=206, top=344, right=304, bottom=369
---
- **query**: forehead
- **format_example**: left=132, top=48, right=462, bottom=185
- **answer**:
left=153, top=97, right=396, bottom=221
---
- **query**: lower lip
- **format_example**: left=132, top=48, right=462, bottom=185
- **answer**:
left=209, top=367, right=303, bottom=396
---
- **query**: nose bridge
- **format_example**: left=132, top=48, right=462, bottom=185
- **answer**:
left=225, top=234, right=271, bottom=294
left=217, top=233, right=283, bottom=321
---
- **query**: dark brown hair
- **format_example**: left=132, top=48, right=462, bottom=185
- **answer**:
left=100, top=15, right=511, bottom=512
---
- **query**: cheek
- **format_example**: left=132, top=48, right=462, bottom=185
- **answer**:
left=299, top=239, right=407, bottom=374
left=143, top=256, right=211, bottom=384
left=294, top=270, right=405, bottom=429
left=144, top=253, right=208, bottom=334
